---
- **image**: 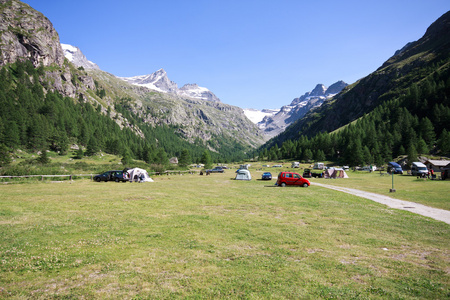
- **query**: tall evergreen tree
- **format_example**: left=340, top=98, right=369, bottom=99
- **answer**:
left=178, top=149, right=191, bottom=167
left=406, top=143, right=418, bottom=166
left=200, top=150, right=212, bottom=169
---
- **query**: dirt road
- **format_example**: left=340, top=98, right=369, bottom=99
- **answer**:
left=312, top=182, right=450, bottom=225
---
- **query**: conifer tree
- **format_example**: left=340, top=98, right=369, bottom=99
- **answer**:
left=37, top=149, right=50, bottom=165
left=85, top=137, right=99, bottom=156
left=420, top=117, right=436, bottom=148
left=406, top=143, right=418, bottom=166
left=178, top=149, right=191, bottom=167
left=438, top=129, right=450, bottom=154
left=155, top=148, right=169, bottom=166
left=0, top=143, right=11, bottom=167
left=200, top=150, right=212, bottom=169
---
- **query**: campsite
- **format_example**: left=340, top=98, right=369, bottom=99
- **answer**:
left=1, top=163, right=449, bottom=299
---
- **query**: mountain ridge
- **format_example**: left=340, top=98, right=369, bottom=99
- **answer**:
left=119, top=68, right=221, bottom=102
left=245, top=80, right=347, bottom=139
left=264, top=10, right=450, bottom=151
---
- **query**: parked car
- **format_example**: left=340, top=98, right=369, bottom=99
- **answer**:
left=261, top=172, right=272, bottom=180
left=94, top=170, right=128, bottom=182
left=272, top=164, right=283, bottom=168
left=208, top=166, right=225, bottom=173
left=276, top=171, right=310, bottom=187
left=387, top=162, right=403, bottom=174
left=302, top=169, right=312, bottom=178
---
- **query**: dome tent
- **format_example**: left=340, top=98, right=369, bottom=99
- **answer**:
left=235, top=169, right=251, bottom=180
left=127, top=168, right=154, bottom=182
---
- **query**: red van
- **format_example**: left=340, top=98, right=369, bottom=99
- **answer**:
left=276, top=172, right=310, bottom=187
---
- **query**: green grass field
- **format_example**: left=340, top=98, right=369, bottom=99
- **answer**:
left=306, top=169, right=450, bottom=211
left=0, top=171, right=449, bottom=299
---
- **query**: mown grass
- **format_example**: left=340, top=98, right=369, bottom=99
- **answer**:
left=0, top=172, right=448, bottom=299
left=306, top=170, right=450, bottom=211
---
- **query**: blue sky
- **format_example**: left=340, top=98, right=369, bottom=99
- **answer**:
left=22, top=0, right=450, bottom=109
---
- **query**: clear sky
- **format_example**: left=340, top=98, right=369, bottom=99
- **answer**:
left=21, top=0, right=450, bottom=109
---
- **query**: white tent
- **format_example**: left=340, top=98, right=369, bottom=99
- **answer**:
left=127, top=168, right=154, bottom=182
left=235, top=169, right=251, bottom=180
left=323, top=168, right=348, bottom=179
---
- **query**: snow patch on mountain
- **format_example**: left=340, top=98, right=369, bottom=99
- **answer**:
left=243, top=108, right=279, bottom=124
left=61, top=43, right=100, bottom=70
left=120, top=69, right=221, bottom=102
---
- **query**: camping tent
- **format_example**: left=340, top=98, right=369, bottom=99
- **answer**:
left=323, top=168, right=348, bottom=179
left=235, top=169, right=251, bottom=180
left=127, top=167, right=154, bottom=182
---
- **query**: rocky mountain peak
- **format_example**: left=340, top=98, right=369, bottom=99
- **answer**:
left=121, top=69, right=221, bottom=102
left=326, top=80, right=348, bottom=95
left=61, top=44, right=100, bottom=70
left=310, top=84, right=327, bottom=97
left=0, top=0, right=65, bottom=67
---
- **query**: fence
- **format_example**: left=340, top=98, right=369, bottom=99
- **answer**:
left=0, top=170, right=199, bottom=182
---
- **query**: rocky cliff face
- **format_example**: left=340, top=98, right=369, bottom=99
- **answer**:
left=0, top=0, right=100, bottom=101
left=0, top=0, right=65, bottom=67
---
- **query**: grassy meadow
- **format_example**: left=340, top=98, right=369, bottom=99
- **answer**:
left=0, top=168, right=449, bottom=299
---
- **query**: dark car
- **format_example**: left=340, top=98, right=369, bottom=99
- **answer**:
left=209, top=166, right=225, bottom=173
left=276, top=171, right=310, bottom=187
left=261, top=172, right=272, bottom=180
left=94, top=170, right=128, bottom=182
left=302, top=169, right=312, bottom=178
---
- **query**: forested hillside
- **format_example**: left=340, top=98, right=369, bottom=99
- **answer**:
left=257, top=11, right=450, bottom=166
left=0, top=60, right=248, bottom=168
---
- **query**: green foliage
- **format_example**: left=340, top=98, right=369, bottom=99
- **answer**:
left=178, top=149, right=191, bottom=167
left=0, top=143, right=12, bottom=166
left=74, top=147, right=84, bottom=159
left=37, top=150, right=50, bottom=165
left=200, top=150, right=212, bottom=169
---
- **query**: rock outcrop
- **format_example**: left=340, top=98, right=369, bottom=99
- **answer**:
left=0, top=0, right=65, bottom=67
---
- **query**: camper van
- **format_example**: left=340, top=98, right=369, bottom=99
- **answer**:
left=291, top=162, right=300, bottom=168
left=411, top=162, right=428, bottom=176
left=313, top=162, right=324, bottom=170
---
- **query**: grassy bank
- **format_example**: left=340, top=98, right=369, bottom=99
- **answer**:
left=0, top=172, right=448, bottom=299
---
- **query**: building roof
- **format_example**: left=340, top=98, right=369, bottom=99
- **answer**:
left=424, top=160, right=450, bottom=167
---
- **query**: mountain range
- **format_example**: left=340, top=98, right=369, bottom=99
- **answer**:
left=244, top=81, right=347, bottom=138
left=1, top=0, right=448, bottom=164
left=62, top=42, right=341, bottom=141
left=119, top=69, right=221, bottom=102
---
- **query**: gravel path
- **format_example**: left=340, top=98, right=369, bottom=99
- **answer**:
left=312, top=182, right=450, bottom=224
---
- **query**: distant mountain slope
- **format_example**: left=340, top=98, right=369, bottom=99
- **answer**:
left=270, top=10, right=450, bottom=145
left=120, top=69, right=221, bottom=102
left=62, top=46, right=265, bottom=151
left=250, top=81, right=347, bottom=139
